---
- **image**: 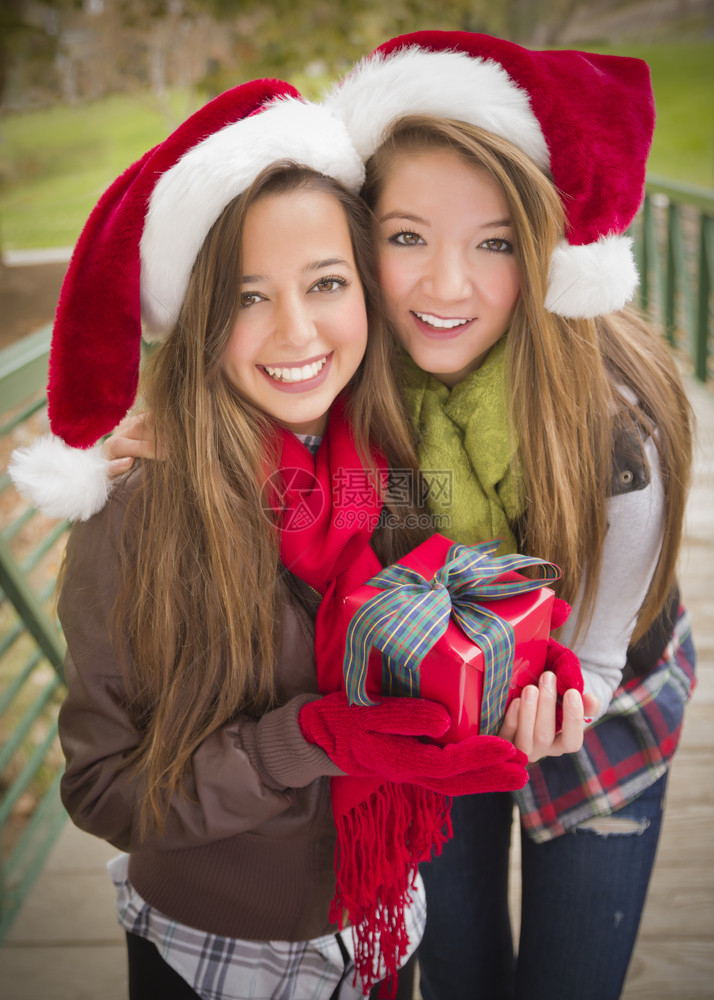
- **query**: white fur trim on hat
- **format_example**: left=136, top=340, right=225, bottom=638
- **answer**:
left=325, top=47, right=549, bottom=170
left=140, top=96, right=365, bottom=339
left=9, top=436, right=112, bottom=522
left=545, top=235, right=639, bottom=319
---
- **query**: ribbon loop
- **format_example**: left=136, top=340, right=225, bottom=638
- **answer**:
left=343, top=541, right=560, bottom=730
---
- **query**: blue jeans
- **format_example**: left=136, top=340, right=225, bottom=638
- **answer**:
left=418, top=772, right=668, bottom=1000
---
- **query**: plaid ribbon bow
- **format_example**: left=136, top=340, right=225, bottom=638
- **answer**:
left=344, top=541, right=561, bottom=734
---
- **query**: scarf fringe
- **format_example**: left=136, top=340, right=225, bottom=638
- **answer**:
left=330, top=782, right=453, bottom=994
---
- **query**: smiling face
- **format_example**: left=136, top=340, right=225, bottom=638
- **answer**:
left=373, top=147, right=521, bottom=387
left=222, top=187, right=369, bottom=436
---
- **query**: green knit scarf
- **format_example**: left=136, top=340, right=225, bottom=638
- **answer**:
left=401, top=337, right=523, bottom=554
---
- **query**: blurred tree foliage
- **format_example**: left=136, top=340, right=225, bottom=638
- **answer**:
left=0, top=0, right=649, bottom=109
left=0, top=0, right=711, bottom=109
left=190, top=0, right=587, bottom=82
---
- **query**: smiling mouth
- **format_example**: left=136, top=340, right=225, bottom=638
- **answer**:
left=413, top=312, right=473, bottom=330
left=262, top=356, right=329, bottom=383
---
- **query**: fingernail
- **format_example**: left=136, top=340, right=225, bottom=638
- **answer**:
left=523, top=685, right=538, bottom=703
left=541, top=671, right=557, bottom=694
left=563, top=689, right=580, bottom=708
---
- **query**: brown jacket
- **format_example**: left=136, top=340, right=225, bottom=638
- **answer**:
left=57, top=477, right=343, bottom=941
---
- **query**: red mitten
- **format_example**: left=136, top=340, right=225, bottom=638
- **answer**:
left=550, top=596, right=571, bottom=630
left=299, top=692, right=528, bottom=794
left=361, top=727, right=529, bottom=794
left=299, top=691, right=450, bottom=775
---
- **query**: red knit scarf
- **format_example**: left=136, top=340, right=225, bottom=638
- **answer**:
left=276, top=395, right=452, bottom=992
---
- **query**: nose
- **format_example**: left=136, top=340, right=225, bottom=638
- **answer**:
left=275, top=294, right=316, bottom=349
left=423, top=246, right=474, bottom=303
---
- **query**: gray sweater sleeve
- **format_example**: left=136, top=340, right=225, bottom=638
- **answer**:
left=558, top=433, right=665, bottom=719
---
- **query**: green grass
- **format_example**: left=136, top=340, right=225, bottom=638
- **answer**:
left=0, top=43, right=712, bottom=250
left=0, top=89, right=202, bottom=250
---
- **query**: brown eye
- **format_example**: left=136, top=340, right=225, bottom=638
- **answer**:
left=311, top=276, right=347, bottom=293
left=480, top=238, right=513, bottom=254
left=389, top=231, right=425, bottom=246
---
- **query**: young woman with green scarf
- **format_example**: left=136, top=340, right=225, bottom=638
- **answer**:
left=330, top=32, right=695, bottom=1000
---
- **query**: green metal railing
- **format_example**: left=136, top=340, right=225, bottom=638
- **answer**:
left=632, top=175, right=714, bottom=383
left=0, top=324, right=69, bottom=943
left=0, top=172, right=712, bottom=942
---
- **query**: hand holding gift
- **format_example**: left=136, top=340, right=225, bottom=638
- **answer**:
left=506, top=597, right=583, bottom=720
left=299, top=691, right=528, bottom=793
left=499, top=597, right=601, bottom=761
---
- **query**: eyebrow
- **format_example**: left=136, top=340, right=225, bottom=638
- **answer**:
left=241, top=258, right=352, bottom=283
left=378, top=211, right=429, bottom=225
left=377, top=211, right=513, bottom=229
left=304, top=257, right=351, bottom=271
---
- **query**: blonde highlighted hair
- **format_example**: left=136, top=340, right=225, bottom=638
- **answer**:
left=363, top=115, right=692, bottom=640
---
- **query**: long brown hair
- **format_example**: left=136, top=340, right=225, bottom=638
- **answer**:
left=363, top=115, right=692, bottom=640
left=118, top=164, right=425, bottom=832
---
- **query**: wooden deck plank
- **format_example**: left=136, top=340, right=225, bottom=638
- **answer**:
left=637, top=866, right=714, bottom=938
left=655, top=800, right=714, bottom=868
left=622, top=940, right=714, bottom=999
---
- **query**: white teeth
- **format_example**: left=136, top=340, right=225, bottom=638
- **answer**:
left=264, top=356, right=327, bottom=383
left=415, top=312, right=471, bottom=330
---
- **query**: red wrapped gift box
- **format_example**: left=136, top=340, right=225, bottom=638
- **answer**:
left=343, top=534, right=556, bottom=743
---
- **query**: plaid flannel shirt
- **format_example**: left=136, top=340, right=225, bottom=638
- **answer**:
left=108, top=854, right=425, bottom=1000
left=515, top=606, right=695, bottom=842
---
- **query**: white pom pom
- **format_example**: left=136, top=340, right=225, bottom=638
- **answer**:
left=9, top=435, right=112, bottom=522
left=545, top=235, right=639, bottom=319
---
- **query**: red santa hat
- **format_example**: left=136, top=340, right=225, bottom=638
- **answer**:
left=325, top=30, right=655, bottom=320
left=9, top=79, right=364, bottom=521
